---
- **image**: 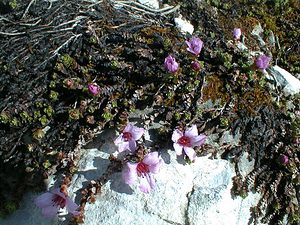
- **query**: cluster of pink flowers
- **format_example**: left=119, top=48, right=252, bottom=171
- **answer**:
left=34, top=123, right=206, bottom=217
left=231, top=28, right=272, bottom=71
left=114, top=124, right=162, bottom=193
left=164, top=36, right=204, bottom=73
left=114, top=123, right=206, bottom=193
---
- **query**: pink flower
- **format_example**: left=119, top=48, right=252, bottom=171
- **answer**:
left=164, top=55, right=179, bottom=73
left=191, top=61, right=201, bottom=71
left=278, top=154, right=288, bottom=165
left=122, top=152, right=162, bottom=193
left=88, top=83, right=100, bottom=96
left=34, top=188, right=79, bottom=218
left=186, top=37, right=203, bottom=56
left=255, top=55, right=271, bottom=71
left=233, top=28, right=242, bottom=40
left=114, top=124, right=145, bottom=152
left=172, top=125, right=206, bottom=161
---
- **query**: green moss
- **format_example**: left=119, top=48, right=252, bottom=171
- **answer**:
left=33, top=110, right=41, bottom=120
left=42, top=160, right=51, bottom=169
left=220, top=117, right=229, bottom=128
left=10, top=117, right=20, bottom=127
left=174, top=112, right=181, bottom=121
left=32, top=128, right=45, bottom=140
left=0, top=112, right=10, bottom=124
left=49, top=81, right=56, bottom=88
left=110, top=60, right=119, bottom=70
left=8, top=0, right=18, bottom=9
left=60, top=54, right=75, bottom=69
left=89, top=36, right=97, bottom=45
left=69, top=109, right=80, bottom=120
left=49, top=90, right=59, bottom=101
left=20, top=111, right=32, bottom=123
left=4, top=201, right=17, bottom=214
left=39, top=115, right=48, bottom=126
left=102, top=111, right=113, bottom=121
left=44, top=106, right=54, bottom=117
left=163, top=38, right=172, bottom=49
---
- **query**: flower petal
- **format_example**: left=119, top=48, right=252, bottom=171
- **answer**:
left=172, top=129, right=183, bottom=142
left=131, top=127, right=145, bottom=140
left=122, top=162, right=138, bottom=185
left=183, top=146, right=196, bottom=161
left=114, top=134, right=123, bottom=145
left=191, top=134, right=207, bottom=147
left=51, top=188, right=66, bottom=199
left=117, top=141, right=130, bottom=152
left=147, top=174, right=156, bottom=189
left=148, top=160, right=162, bottom=174
left=128, top=140, right=137, bottom=152
left=185, top=124, right=198, bottom=137
left=42, top=205, right=59, bottom=218
left=139, top=176, right=151, bottom=193
left=66, top=197, right=80, bottom=215
left=173, top=143, right=183, bottom=155
left=143, top=152, right=162, bottom=174
left=143, top=152, right=159, bottom=165
left=123, top=124, right=133, bottom=132
left=35, top=192, right=55, bottom=208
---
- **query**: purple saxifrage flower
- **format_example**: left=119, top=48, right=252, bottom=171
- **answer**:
left=255, top=55, right=271, bottom=71
left=172, top=124, right=207, bottom=161
left=88, top=83, right=100, bottom=96
left=278, top=154, right=289, bottom=165
left=34, top=188, right=79, bottom=218
left=164, top=55, right=179, bottom=73
left=186, top=36, right=203, bottom=56
left=191, top=61, right=201, bottom=71
left=114, top=124, right=145, bottom=152
left=122, top=151, right=162, bottom=193
left=233, top=28, right=242, bottom=40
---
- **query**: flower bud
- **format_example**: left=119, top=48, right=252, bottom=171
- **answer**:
left=164, top=55, right=179, bottom=73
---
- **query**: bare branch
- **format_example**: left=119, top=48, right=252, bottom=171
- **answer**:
left=22, top=0, right=36, bottom=19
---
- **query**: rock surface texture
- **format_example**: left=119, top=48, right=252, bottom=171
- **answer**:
left=0, top=129, right=264, bottom=225
left=268, top=65, right=300, bottom=95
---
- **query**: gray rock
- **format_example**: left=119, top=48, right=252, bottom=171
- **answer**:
left=268, top=65, right=300, bottom=95
left=251, top=23, right=266, bottom=47
left=238, top=152, right=255, bottom=178
left=174, top=16, right=194, bottom=35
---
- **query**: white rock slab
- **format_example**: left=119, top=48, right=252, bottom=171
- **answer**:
left=174, top=16, right=194, bottom=35
left=268, top=65, right=300, bottom=95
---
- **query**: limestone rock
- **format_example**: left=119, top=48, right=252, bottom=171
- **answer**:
left=174, top=16, right=194, bottom=35
left=268, top=65, right=300, bottom=95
